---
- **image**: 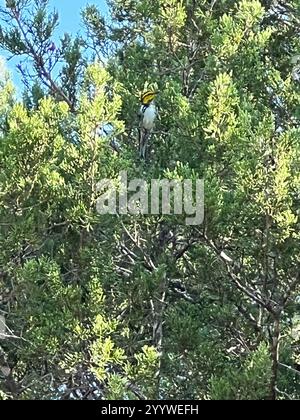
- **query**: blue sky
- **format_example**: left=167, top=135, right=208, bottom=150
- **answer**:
left=49, top=0, right=108, bottom=34
left=0, top=0, right=108, bottom=90
left=0, top=1, right=108, bottom=35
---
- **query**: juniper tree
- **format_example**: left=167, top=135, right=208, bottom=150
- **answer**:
left=0, top=0, right=299, bottom=400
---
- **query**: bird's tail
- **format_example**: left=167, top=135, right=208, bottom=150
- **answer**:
left=139, top=128, right=150, bottom=160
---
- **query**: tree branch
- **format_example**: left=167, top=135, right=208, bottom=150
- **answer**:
left=11, top=8, right=74, bottom=111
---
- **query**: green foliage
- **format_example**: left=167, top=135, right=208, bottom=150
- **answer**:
left=210, top=343, right=272, bottom=400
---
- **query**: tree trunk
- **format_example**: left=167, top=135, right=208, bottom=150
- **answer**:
left=151, top=271, right=167, bottom=399
left=268, top=317, right=281, bottom=400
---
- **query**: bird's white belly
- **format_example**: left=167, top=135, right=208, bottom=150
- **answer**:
left=142, top=105, right=156, bottom=131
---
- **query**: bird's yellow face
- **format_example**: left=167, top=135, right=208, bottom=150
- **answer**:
left=141, top=90, right=158, bottom=106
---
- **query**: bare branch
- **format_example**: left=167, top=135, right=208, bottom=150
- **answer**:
left=279, top=363, right=300, bottom=377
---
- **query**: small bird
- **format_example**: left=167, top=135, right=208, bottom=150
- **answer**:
left=138, top=90, right=158, bottom=160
